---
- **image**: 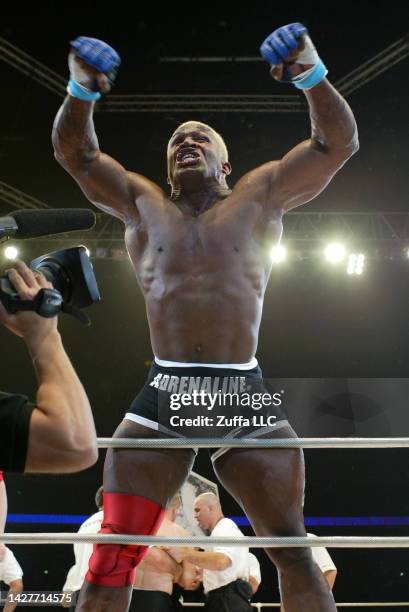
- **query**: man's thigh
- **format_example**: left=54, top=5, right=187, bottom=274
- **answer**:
left=104, top=419, right=195, bottom=505
left=213, top=425, right=305, bottom=534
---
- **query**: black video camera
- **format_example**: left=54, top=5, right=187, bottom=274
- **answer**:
left=0, top=246, right=101, bottom=325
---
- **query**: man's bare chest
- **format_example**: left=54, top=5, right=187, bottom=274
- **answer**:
left=126, top=195, right=281, bottom=273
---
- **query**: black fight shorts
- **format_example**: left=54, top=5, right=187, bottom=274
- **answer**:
left=125, top=360, right=290, bottom=462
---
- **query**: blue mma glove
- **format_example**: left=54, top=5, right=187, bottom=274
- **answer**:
left=260, top=23, right=327, bottom=90
left=70, top=36, right=121, bottom=84
left=67, top=37, right=121, bottom=101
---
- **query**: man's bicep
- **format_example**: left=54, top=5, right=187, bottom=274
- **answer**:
left=58, top=151, right=159, bottom=221
left=266, top=139, right=347, bottom=213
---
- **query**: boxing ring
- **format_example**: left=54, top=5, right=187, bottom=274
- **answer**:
left=2, top=436, right=409, bottom=608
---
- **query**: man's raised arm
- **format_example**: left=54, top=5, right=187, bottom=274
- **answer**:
left=52, top=37, right=162, bottom=221
left=253, top=23, right=359, bottom=213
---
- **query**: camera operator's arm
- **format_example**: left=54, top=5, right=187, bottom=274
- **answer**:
left=0, top=261, right=97, bottom=473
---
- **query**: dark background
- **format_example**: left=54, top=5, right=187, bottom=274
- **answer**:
left=1, top=3, right=409, bottom=608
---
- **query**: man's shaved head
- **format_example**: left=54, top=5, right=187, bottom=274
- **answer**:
left=195, top=492, right=221, bottom=509
left=194, top=492, right=223, bottom=532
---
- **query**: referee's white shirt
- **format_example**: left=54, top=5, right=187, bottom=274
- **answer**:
left=307, top=533, right=337, bottom=573
left=0, top=546, right=23, bottom=584
left=63, top=511, right=103, bottom=593
left=248, top=552, right=261, bottom=582
left=203, top=518, right=249, bottom=594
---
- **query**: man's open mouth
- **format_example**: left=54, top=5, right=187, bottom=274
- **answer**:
left=176, top=149, right=201, bottom=167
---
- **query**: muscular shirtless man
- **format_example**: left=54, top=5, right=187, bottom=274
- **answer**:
left=52, top=23, right=358, bottom=611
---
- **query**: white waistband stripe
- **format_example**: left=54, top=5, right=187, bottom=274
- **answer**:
left=154, top=356, right=258, bottom=370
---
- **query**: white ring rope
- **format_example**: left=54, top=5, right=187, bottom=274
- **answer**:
left=181, top=603, right=409, bottom=608
left=97, top=437, right=409, bottom=449
left=1, top=534, right=409, bottom=547
left=3, top=534, right=406, bottom=607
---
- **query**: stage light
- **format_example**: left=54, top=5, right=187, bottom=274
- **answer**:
left=347, top=253, right=365, bottom=275
left=270, top=244, right=287, bottom=263
left=324, top=243, right=346, bottom=263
